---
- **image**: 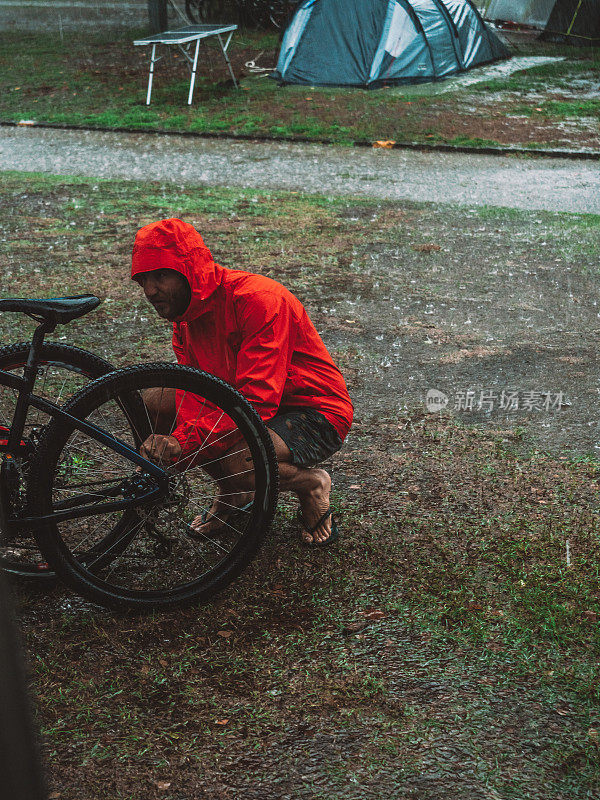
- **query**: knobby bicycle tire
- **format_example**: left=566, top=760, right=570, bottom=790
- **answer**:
left=0, top=342, right=116, bottom=581
left=31, top=363, right=279, bottom=610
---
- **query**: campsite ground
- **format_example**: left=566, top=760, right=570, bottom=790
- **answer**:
left=2, top=171, right=600, bottom=799
left=2, top=13, right=600, bottom=799
left=0, top=29, right=598, bottom=151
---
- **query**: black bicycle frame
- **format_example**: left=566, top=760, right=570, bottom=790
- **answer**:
left=0, top=368, right=170, bottom=531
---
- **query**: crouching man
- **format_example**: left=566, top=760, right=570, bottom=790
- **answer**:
left=132, top=218, right=353, bottom=546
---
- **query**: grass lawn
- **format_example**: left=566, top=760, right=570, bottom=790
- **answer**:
left=0, top=29, right=598, bottom=150
left=1, top=172, right=600, bottom=798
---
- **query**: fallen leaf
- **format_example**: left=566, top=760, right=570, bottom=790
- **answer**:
left=373, top=139, right=396, bottom=148
left=49, top=793, right=61, bottom=799
left=349, top=484, right=360, bottom=489
left=358, top=608, right=387, bottom=620
left=159, top=659, right=168, bottom=667
left=217, top=630, right=233, bottom=638
left=215, top=719, right=229, bottom=725
left=343, top=621, right=368, bottom=635
left=412, top=243, right=441, bottom=252
left=156, top=781, right=172, bottom=790
left=555, top=708, right=570, bottom=716
left=583, top=611, right=598, bottom=622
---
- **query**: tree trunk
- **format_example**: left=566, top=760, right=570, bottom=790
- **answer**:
left=148, top=0, right=168, bottom=33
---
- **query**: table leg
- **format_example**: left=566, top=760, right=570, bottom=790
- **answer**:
left=187, top=38, right=201, bottom=105
left=146, top=43, right=158, bottom=106
left=218, top=32, right=239, bottom=89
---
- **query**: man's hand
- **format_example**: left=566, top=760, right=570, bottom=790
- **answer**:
left=140, top=434, right=182, bottom=465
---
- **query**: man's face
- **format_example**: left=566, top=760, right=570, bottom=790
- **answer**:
left=134, top=269, right=191, bottom=321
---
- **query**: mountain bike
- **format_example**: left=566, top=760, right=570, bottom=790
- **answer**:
left=149, top=0, right=298, bottom=36
left=182, top=0, right=299, bottom=28
left=0, top=295, right=278, bottom=610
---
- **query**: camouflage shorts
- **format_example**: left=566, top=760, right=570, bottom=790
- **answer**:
left=266, top=407, right=343, bottom=468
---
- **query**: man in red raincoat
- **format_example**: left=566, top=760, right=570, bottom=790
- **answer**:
left=132, top=218, right=353, bottom=546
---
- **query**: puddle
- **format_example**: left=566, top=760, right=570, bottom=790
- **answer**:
left=394, top=56, right=564, bottom=97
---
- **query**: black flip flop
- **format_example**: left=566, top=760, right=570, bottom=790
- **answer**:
left=297, top=508, right=339, bottom=547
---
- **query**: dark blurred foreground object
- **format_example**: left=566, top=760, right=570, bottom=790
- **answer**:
left=485, top=0, right=600, bottom=46
left=0, top=571, right=46, bottom=800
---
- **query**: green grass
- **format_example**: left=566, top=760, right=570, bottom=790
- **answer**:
left=471, top=54, right=600, bottom=91
left=512, top=99, right=600, bottom=118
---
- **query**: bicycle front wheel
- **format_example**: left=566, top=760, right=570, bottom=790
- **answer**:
left=31, top=363, right=278, bottom=610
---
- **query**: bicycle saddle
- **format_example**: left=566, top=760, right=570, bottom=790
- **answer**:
left=0, top=294, right=101, bottom=324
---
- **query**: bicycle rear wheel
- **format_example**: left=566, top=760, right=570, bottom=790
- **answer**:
left=31, top=363, right=278, bottom=610
left=184, top=0, right=208, bottom=23
left=268, top=0, right=298, bottom=29
left=0, top=342, right=116, bottom=580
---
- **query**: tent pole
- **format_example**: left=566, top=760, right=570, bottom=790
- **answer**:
left=566, top=0, right=584, bottom=35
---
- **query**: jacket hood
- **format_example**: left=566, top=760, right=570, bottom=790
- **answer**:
left=131, top=218, right=223, bottom=323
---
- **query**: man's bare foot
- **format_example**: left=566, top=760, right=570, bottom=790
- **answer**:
left=190, top=491, right=254, bottom=536
left=297, top=468, right=334, bottom=545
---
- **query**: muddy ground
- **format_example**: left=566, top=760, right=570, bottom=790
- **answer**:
left=1, top=173, right=600, bottom=798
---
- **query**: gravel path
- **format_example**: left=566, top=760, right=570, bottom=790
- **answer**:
left=2, top=125, right=599, bottom=213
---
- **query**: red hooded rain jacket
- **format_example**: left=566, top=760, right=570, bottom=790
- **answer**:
left=131, top=219, right=354, bottom=460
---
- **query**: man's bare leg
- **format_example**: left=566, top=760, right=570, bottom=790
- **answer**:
left=141, top=389, right=254, bottom=530
left=191, top=430, right=334, bottom=544
left=142, top=389, right=334, bottom=543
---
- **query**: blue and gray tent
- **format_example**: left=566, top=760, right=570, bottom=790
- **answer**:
left=272, top=0, right=510, bottom=87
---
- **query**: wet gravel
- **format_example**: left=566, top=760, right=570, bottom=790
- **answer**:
left=1, top=125, right=600, bottom=213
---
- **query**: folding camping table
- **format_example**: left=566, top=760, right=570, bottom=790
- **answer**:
left=133, top=24, right=238, bottom=106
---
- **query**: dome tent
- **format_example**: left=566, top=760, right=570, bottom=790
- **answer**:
left=272, top=0, right=510, bottom=87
